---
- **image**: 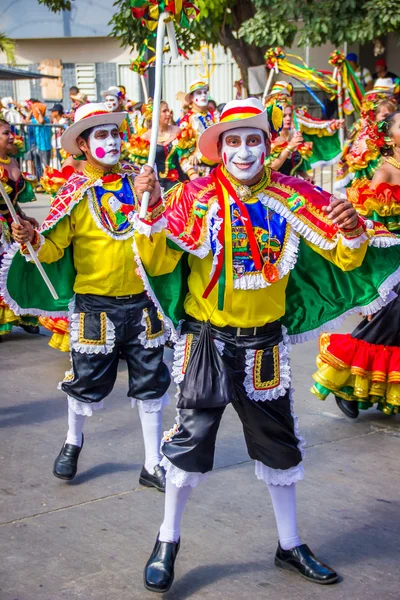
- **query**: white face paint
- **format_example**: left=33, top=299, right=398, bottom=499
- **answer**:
left=192, top=88, right=209, bottom=108
left=88, top=124, right=121, bottom=166
left=221, top=127, right=267, bottom=182
left=104, top=94, right=119, bottom=112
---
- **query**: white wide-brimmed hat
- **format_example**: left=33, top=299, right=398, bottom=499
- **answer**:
left=198, top=98, right=270, bottom=164
left=185, top=80, right=209, bottom=104
left=61, top=102, right=127, bottom=155
left=101, top=86, right=122, bottom=100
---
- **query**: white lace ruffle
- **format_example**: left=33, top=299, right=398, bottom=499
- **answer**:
left=70, top=312, right=116, bottom=355
left=369, top=234, right=400, bottom=248
left=0, top=242, right=68, bottom=318
left=132, top=237, right=176, bottom=340
left=233, top=227, right=300, bottom=290
left=243, top=326, right=291, bottom=401
left=255, top=460, right=304, bottom=486
left=340, top=232, right=369, bottom=249
left=161, top=456, right=205, bottom=488
left=68, top=395, right=104, bottom=416
left=259, top=192, right=337, bottom=251
left=289, top=266, right=400, bottom=345
left=209, top=201, right=224, bottom=280
left=131, top=392, right=170, bottom=412
left=254, top=386, right=305, bottom=486
left=138, top=307, right=168, bottom=349
left=132, top=213, right=168, bottom=238
left=171, top=332, right=225, bottom=387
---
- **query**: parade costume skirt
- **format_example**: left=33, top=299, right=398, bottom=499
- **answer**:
left=312, top=292, right=400, bottom=414
left=0, top=295, right=38, bottom=335
left=61, top=292, right=170, bottom=405
left=162, top=320, right=304, bottom=479
left=39, top=316, right=70, bottom=352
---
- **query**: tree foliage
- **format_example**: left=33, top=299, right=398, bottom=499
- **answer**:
left=0, top=33, right=16, bottom=65
left=38, top=0, right=400, bottom=84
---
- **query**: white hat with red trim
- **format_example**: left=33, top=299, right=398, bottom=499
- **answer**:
left=185, top=79, right=209, bottom=104
left=198, top=98, right=270, bottom=164
left=61, top=102, right=127, bottom=155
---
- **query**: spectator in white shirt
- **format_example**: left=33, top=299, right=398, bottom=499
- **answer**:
left=346, top=53, right=373, bottom=91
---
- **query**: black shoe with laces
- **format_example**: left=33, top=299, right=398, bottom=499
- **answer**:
left=275, top=543, right=339, bottom=584
left=144, top=536, right=180, bottom=593
left=53, top=434, right=84, bottom=480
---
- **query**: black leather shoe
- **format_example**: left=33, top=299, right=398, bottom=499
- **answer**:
left=19, top=324, right=40, bottom=335
left=335, top=396, right=359, bottom=419
left=139, top=464, right=166, bottom=493
left=53, top=434, right=84, bottom=481
left=275, top=543, right=338, bottom=584
left=144, top=537, right=180, bottom=593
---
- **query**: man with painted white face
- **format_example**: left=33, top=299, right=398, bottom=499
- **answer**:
left=131, top=98, right=400, bottom=592
left=178, top=80, right=218, bottom=178
left=6, top=103, right=170, bottom=492
left=101, top=86, right=132, bottom=142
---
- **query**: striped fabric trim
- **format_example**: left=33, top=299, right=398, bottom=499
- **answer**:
left=220, top=106, right=263, bottom=122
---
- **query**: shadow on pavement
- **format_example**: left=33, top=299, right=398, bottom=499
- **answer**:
left=161, top=560, right=268, bottom=600
left=64, top=462, right=141, bottom=486
left=0, top=397, right=65, bottom=428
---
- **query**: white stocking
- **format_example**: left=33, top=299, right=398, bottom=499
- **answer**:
left=268, top=483, right=301, bottom=550
left=65, top=404, right=86, bottom=447
left=137, top=399, right=163, bottom=474
left=159, top=478, right=193, bottom=543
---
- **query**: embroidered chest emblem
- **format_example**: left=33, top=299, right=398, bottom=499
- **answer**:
left=88, top=178, right=137, bottom=240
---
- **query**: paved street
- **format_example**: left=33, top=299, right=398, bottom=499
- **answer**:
left=0, top=197, right=399, bottom=600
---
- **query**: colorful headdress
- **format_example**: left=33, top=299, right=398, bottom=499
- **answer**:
left=185, top=80, right=209, bottom=104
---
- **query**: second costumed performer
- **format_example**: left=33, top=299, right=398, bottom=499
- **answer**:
left=132, top=99, right=400, bottom=592
left=1, top=103, right=170, bottom=491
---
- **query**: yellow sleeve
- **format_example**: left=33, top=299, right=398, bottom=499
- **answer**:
left=38, top=215, right=74, bottom=264
left=134, top=229, right=184, bottom=276
left=306, top=234, right=368, bottom=271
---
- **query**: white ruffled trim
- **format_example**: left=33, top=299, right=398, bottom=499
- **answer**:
left=22, top=233, right=45, bottom=262
left=0, top=242, right=68, bottom=317
left=171, top=332, right=225, bottom=388
left=166, top=198, right=219, bottom=259
left=243, top=326, right=291, bottom=402
left=233, top=228, right=300, bottom=290
left=161, top=455, right=205, bottom=488
left=369, top=234, right=400, bottom=248
left=132, top=213, right=167, bottom=238
left=138, top=307, right=168, bottom=349
left=69, top=312, right=116, bottom=355
left=289, top=266, right=400, bottom=344
left=131, top=392, right=170, bottom=412
left=68, top=395, right=104, bottom=416
left=86, top=188, right=135, bottom=241
left=340, top=232, right=368, bottom=249
left=296, top=113, right=336, bottom=133
left=208, top=201, right=224, bottom=280
left=334, top=172, right=353, bottom=192
left=310, top=154, right=341, bottom=169
left=258, top=192, right=337, bottom=251
left=255, top=387, right=305, bottom=486
left=132, top=237, right=176, bottom=340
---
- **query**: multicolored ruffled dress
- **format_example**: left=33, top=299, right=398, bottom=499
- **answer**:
left=296, top=108, right=342, bottom=169
left=335, top=118, right=383, bottom=196
left=266, top=139, right=313, bottom=177
left=0, top=161, right=38, bottom=336
left=126, top=132, right=193, bottom=191
left=311, top=182, right=400, bottom=415
left=37, top=166, right=76, bottom=352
